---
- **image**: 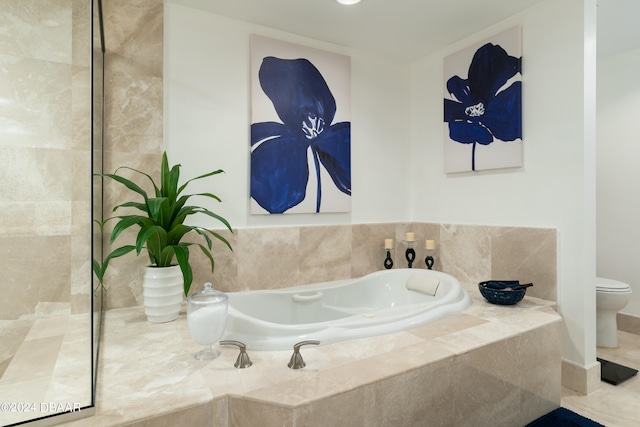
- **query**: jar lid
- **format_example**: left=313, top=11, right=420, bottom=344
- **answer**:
left=187, top=282, right=228, bottom=305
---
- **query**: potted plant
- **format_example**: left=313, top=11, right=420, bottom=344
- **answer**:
left=97, top=151, right=232, bottom=322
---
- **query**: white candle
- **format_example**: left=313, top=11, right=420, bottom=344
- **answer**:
left=426, top=239, right=435, bottom=250
left=384, top=238, right=393, bottom=249
left=406, top=232, right=415, bottom=241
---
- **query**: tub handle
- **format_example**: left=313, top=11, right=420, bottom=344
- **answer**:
left=292, top=291, right=323, bottom=303
left=220, top=340, right=253, bottom=369
left=288, top=340, right=320, bottom=369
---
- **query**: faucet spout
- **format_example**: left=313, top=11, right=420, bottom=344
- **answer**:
left=288, top=340, right=320, bottom=369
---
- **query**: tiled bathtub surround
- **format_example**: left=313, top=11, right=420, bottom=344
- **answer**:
left=63, top=283, right=561, bottom=427
left=105, top=222, right=557, bottom=309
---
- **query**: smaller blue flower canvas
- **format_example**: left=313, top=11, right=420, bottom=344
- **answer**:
left=250, top=35, right=351, bottom=214
left=443, top=26, right=522, bottom=173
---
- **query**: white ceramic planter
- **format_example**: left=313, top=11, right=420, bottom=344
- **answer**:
left=143, top=265, right=183, bottom=323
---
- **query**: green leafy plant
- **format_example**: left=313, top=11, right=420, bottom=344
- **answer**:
left=99, top=151, right=232, bottom=296
left=92, top=218, right=136, bottom=294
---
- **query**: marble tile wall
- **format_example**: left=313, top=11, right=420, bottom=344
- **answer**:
left=0, top=0, right=91, bottom=376
left=221, top=319, right=560, bottom=427
left=105, top=221, right=557, bottom=309
left=100, top=0, right=164, bottom=309
left=439, top=223, right=557, bottom=301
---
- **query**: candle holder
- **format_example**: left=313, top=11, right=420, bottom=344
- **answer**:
left=384, top=249, right=393, bottom=269
left=425, top=251, right=434, bottom=270
left=424, top=240, right=436, bottom=270
left=403, top=240, right=416, bottom=268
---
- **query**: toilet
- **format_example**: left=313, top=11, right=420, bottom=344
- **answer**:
left=596, top=277, right=632, bottom=348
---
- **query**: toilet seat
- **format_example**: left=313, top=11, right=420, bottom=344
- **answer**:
left=596, top=277, right=632, bottom=293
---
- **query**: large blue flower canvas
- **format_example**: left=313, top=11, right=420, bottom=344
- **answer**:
left=250, top=35, right=351, bottom=214
left=443, top=26, right=522, bottom=173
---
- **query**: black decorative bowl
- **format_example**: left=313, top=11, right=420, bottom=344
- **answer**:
left=478, top=280, right=530, bottom=305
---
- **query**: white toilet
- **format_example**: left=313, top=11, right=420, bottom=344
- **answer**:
left=596, top=277, right=632, bottom=348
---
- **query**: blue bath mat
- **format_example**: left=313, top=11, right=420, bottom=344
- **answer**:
left=525, top=407, right=605, bottom=426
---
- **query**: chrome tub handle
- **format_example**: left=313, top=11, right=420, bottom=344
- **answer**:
left=220, top=340, right=253, bottom=369
left=288, top=340, right=320, bottom=369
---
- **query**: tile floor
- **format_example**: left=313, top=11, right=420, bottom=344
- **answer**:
left=0, top=315, right=92, bottom=426
left=561, top=331, right=640, bottom=427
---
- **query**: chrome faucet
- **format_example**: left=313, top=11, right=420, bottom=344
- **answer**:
left=220, top=340, right=253, bottom=368
left=288, top=340, right=320, bottom=369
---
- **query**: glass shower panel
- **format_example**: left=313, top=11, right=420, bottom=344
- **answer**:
left=0, top=0, right=97, bottom=425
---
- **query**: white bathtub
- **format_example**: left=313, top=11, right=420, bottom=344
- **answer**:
left=222, top=269, right=471, bottom=351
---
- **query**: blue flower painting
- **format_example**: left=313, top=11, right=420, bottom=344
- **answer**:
left=443, top=26, right=522, bottom=172
left=250, top=36, right=351, bottom=214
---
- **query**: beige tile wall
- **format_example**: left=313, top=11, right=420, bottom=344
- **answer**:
left=105, top=221, right=557, bottom=309
left=0, top=0, right=91, bottom=376
left=219, top=313, right=561, bottom=427
left=100, top=0, right=164, bottom=309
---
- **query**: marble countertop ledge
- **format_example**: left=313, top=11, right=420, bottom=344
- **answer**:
left=64, top=282, right=559, bottom=426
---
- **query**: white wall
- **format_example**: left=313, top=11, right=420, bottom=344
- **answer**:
left=597, top=47, right=640, bottom=316
left=164, top=4, right=412, bottom=229
left=410, top=0, right=597, bottom=366
left=165, top=0, right=597, bottom=368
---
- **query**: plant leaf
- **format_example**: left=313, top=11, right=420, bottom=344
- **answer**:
left=104, top=245, right=136, bottom=265
left=207, top=229, right=233, bottom=252
left=93, top=245, right=136, bottom=284
left=193, top=208, right=233, bottom=232
left=168, top=195, right=189, bottom=227
left=110, top=215, right=146, bottom=243
left=158, top=245, right=175, bottom=267
left=168, top=164, right=180, bottom=202
left=113, top=165, right=160, bottom=197
left=167, top=224, right=192, bottom=245
left=103, top=173, right=149, bottom=202
left=177, top=169, right=224, bottom=195
left=171, top=205, right=198, bottom=227
left=136, top=225, right=161, bottom=255
left=160, top=152, right=169, bottom=198
left=192, top=227, right=213, bottom=249
left=146, top=197, right=167, bottom=222
left=146, top=227, right=169, bottom=265
left=196, top=243, right=215, bottom=273
left=92, top=259, right=103, bottom=281
left=113, top=201, right=148, bottom=213
left=185, top=192, right=223, bottom=203
left=194, top=227, right=233, bottom=252
left=173, top=245, right=192, bottom=296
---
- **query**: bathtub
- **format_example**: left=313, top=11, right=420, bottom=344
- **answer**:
left=222, top=269, right=471, bottom=350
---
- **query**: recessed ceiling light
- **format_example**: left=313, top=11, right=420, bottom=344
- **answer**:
left=336, top=0, right=361, bottom=5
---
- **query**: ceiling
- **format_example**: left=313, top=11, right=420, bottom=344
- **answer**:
left=166, top=0, right=640, bottom=62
